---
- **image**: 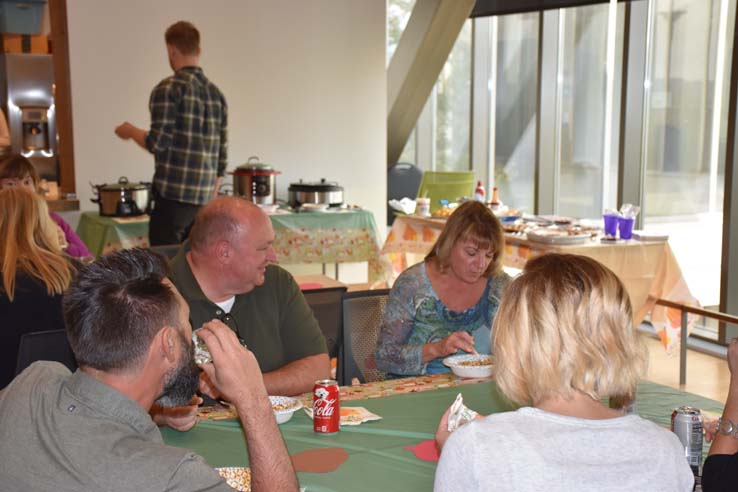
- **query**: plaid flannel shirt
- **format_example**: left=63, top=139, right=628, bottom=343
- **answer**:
left=145, top=66, right=227, bottom=205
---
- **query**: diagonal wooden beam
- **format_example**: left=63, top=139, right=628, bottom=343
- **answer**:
left=387, top=0, right=475, bottom=166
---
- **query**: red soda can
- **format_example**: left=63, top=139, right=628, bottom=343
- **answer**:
left=313, top=379, right=340, bottom=434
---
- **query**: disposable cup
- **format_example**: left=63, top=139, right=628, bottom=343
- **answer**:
left=618, top=216, right=635, bottom=240
left=603, top=214, right=618, bottom=237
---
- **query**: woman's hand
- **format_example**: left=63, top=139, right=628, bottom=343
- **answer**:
left=435, top=407, right=452, bottom=451
left=442, top=331, right=476, bottom=355
left=424, top=332, right=476, bottom=362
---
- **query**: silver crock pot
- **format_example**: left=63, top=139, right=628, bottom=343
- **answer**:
left=288, top=179, right=344, bottom=208
left=91, top=177, right=151, bottom=217
left=230, top=156, right=281, bottom=205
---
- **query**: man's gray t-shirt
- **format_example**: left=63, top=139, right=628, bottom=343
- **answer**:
left=0, top=362, right=233, bottom=492
left=435, top=406, right=694, bottom=492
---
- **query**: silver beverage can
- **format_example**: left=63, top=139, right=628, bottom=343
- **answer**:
left=671, top=406, right=704, bottom=476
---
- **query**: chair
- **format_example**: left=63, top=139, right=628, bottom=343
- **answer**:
left=416, top=171, right=475, bottom=213
left=15, top=329, right=77, bottom=376
left=302, top=284, right=348, bottom=359
left=149, top=243, right=182, bottom=260
left=387, top=162, right=424, bottom=225
left=338, top=289, right=390, bottom=385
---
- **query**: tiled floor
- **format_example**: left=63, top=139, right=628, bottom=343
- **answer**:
left=645, top=336, right=729, bottom=404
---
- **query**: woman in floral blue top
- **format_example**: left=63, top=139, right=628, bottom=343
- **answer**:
left=375, top=201, right=510, bottom=376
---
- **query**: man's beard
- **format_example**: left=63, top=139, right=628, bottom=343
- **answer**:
left=155, top=332, right=200, bottom=408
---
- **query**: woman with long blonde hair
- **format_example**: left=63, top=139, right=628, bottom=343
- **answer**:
left=0, top=188, right=75, bottom=388
left=0, top=154, right=92, bottom=259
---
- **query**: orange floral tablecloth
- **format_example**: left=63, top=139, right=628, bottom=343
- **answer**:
left=270, top=210, right=392, bottom=284
left=382, top=215, right=699, bottom=354
left=199, top=373, right=489, bottom=421
left=78, top=209, right=392, bottom=285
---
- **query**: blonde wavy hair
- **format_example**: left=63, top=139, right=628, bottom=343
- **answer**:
left=493, top=253, right=648, bottom=405
left=0, top=188, right=73, bottom=300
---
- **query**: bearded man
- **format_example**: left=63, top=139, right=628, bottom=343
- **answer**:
left=0, top=248, right=297, bottom=491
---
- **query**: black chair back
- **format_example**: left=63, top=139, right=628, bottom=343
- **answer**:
left=15, top=329, right=77, bottom=376
left=339, top=289, right=390, bottom=385
left=149, top=243, right=182, bottom=260
left=387, top=162, right=423, bottom=225
left=302, top=285, right=348, bottom=359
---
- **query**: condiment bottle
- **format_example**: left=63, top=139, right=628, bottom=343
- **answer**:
left=489, top=187, right=503, bottom=212
left=474, top=181, right=485, bottom=202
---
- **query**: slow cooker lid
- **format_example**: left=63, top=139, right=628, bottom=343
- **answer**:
left=289, top=179, right=343, bottom=192
left=99, top=176, right=147, bottom=191
left=233, top=156, right=280, bottom=175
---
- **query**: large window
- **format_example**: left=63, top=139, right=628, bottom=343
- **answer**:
left=435, top=20, right=472, bottom=171
left=642, top=0, right=735, bottom=337
left=556, top=3, right=624, bottom=219
left=387, top=0, right=471, bottom=171
left=491, top=13, right=539, bottom=213
left=387, top=0, right=416, bottom=65
left=387, top=0, right=417, bottom=164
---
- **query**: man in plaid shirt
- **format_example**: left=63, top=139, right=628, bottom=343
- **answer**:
left=115, top=21, right=227, bottom=246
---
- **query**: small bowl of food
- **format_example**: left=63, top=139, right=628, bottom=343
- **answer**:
left=269, top=395, right=303, bottom=424
left=495, top=208, right=522, bottom=223
left=443, top=354, right=494, bottom=379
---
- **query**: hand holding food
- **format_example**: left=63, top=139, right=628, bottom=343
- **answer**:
left=435, top=406, right=452, bottom=451
left=151, top=395, right=203, bottom=432
left=196, top=320, right=267, bottom=407
left=435, top=394, right=482, bottom=451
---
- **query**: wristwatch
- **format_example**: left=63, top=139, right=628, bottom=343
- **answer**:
left=716, top=417, right=738, bottom=438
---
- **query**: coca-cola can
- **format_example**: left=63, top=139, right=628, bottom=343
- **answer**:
left=313, top=379, right=340, bottom=434
left=671, top=406, right=704, bottom=476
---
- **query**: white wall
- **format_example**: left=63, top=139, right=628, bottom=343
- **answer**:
left=66, top=0, right=387, bottom=236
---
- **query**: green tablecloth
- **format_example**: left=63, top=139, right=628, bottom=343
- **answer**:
left=76, top=212, right=149, bottom=257
left=162, top=380, right=722, bottom=491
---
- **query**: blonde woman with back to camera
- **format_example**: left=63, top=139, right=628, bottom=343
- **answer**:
left=433, top=253, right=694, bottom=492
left=0, top=188, right=75, bottom=389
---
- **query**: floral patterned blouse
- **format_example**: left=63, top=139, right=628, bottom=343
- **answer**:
left=374, top=262, right=509, bottom=376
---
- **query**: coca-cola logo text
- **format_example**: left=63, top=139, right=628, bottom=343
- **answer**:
left=314, top=398, right=337, bottom=417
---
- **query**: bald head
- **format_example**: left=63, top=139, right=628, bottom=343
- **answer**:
left=189, top=197, right=266, bottom=253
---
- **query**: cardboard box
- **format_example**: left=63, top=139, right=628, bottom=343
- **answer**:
left=1, top=33, right=48, bottom=53
left=0, top=0, right=46, bottom=35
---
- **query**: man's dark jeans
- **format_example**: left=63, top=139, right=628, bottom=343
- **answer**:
left=148, top=188, right=201, bottom=246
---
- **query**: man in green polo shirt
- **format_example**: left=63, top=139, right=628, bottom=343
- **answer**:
left=169, top=196, right=330, bottom=397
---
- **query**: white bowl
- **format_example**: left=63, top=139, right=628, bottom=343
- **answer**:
left=300, top=203, right=329, bottom=212
left=269, top=395, right=302, bottom=424
left=443, top=354, right=493, bottom=379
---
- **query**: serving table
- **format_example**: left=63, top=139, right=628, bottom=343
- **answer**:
left=75, top=212, right=149, bottom=257
left=382, top=215, right=699, bottom=353
left=76, top=210, right=392, bottom=284
left=162, top=374, right=722, bottom=491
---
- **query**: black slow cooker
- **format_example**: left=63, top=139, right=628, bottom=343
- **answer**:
left=288, top=179, right=344, bottom=208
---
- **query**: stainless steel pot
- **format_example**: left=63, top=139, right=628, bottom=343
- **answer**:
left=288, top=179, right=344, bottom=208
left=91, top=177, right=151, bottom=217
left=230, top=156, right=280, bottom=205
